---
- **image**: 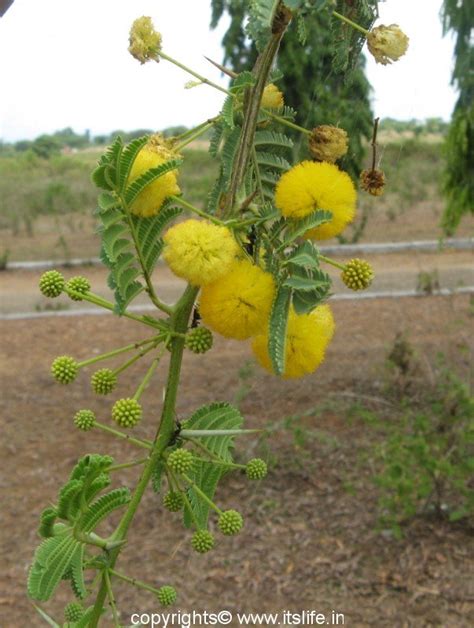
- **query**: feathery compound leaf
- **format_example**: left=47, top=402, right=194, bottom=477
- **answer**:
left=247, top=0, right=281, bottom=50
left=124, top=158, right=183, bottom=206
left=28, top=534, right=79, bottom=601
left=254, top=130, right=294, bottom=150
left=221, top=95, right=235, bottom=129
left=209, top=120, right=226, bottom=157
left=97, top=192, right=120, bottom=212
left=57, top=480, right=84, bottom=521
left=290, top=266, right=332, bottom=314
left=268, top=285, right=292, bottom=376
left=131, top=205, right=183, bottom=274
left=207, top=169, right=226, bottom=213
left=183, top=464, right=222, bottom=529
left=230, top=70, right=256, bottom=93
left=91, top=137, right=124, bottom=191
left=68, top=543, right=87, bottom=600
left=286, top=241, right=320, bottom=269
left=118, top=135, right=149, bottom=191
left=282, top=210, right=332, bottom=245
left=78, top=487, right=131, bottom=533
left=331, top=0, right=378, bottom=74
left=221, top=126, right=242, bottom=184
left=255, top=151, right=290, bottom=171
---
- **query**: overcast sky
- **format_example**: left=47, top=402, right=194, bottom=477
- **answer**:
left=0, top=0, right=458, bottom=142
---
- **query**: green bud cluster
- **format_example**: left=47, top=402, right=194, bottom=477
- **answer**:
left=74, top=409, right=96, bottom=431
left=39, top=270, right=64, bottom=298
left=51, top=356, right=79, bottom=384
left=191, top=529, right=214, bottom=553
left=157, top=585, right=177, bottom=606
left=91, top=368, right=117, bottom=395
left=185, top=327, right=213, bottom=354
left=66, top=275, right=91, bottom=301
left=163, top=491, right=184, bottom=512
left=246, top=458, right=268, bottom=480
left=112, top=398, right=142, bottom=428
left=167, top=449, right=194, bottom=474
left=64, top=601, right=84, bottom=622
left=218, top=509, right=243, bottom=536
left=341, top=258, right=374, bottom=291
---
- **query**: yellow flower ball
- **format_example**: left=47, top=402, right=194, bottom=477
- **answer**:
left=128, top=135, right=180, bottom=217
left=252, top=304, right=335, bottom=379
left=367, top=24, right=409, bottom=66
left=128, top=16, right=162, bottom=64
left=200, top=260, right=275, bottom=340
left=163, top=219, right=240, bottom=286
left=274, top=161, right=357, bottom=240
left=261, top=84, right=284, bottom=109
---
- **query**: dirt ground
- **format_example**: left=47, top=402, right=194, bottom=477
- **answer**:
left=1, top=292, right=473, bottom=627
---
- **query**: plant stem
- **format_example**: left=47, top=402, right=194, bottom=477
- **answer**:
left=77, top=338, right=158, bottom=369
left=180, top=428, right=260, bottom=437
left=192, top=455, right=245, bottom=471
left=181, top=473, right=222, bottom=515
left=94, top=422, right=152, bottom=450
left=332, top=10, right=370, bottom=35
left=169, top=195, right=226, bottom=225
left=319, top=254, right=346, bottom=271
left=108, top=457, right=149, bottom=473
left=104, top=570, right=120, bottom=627
left=133, top=356, right=161, bottom=401
left=174, top=121, right=215, bottom=152
left=112, top=343, right=159, bottom=377
left=264, top=109, right=311, bottom=134
left=88, top=285, right=198, bottom=627
left=109, top=568, right=160, bottom=595
left=158, top=50, right=230, bottom=95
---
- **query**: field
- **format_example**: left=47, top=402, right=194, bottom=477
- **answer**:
left=0, top=138, right=473, bottom=627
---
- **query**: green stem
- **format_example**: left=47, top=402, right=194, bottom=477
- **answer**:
left=332, top=10, right=370, bottom=35
left=179, top=482, right=202, bottom=530
left=169, top=195, right=226, bottom=225
left=264, top=109, right=311, bottom=134
left=174, top=121, right=215, bottom=152
left=104, top=570, right=120, bottom=627
left=180, top=428, right=260, bottom=437
left=181, top=473, right=222, bottom=515
left=133, top=356, right=161, bottom=401
left=319, top=254, right=346, bottom=271
left=158, top=50, right=230, bottom=95
left=77, top=338, right=158, bottom=369
left=94, top=422, right=152, bottom=450
left=88, top=284, right=198, bottom=627
left=112, top=343, right=159, bottom=377
left=192, top=455, right=245, bottom=471
left=108, top=457, right=149, bottom=473
left=109, top=568, right=160, bottom=595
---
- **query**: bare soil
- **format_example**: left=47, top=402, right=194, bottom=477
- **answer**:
left=1, top=293, right=473, bottom=627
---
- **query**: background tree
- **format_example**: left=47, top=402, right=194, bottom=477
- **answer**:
left=441, top=0, right=474, bottom=235
left=210, top=0, right=375, bottom=179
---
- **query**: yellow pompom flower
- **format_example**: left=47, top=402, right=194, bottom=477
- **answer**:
left=128, top=135, right=180, bottom=217
left=200, top=260, right=275, bottom=340
left=252, top=304, right=335, bottom=379
left=163, top=219, right=240, bottom=286
left=274, top=161, right=357, bottom=240
left=261, top=84, right=284, bottom=109
left=128, top=16, right=162, bottom=64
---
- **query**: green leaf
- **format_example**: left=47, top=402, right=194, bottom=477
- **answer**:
left=97, top=192, right=119, bottom=211
left=78, top=487, right=131, bottom=533
left=255, top=151, right=290, bottom=171
left=229, top=70, right=256, bottom=93
left=182, top=402, right=243, bottom=528
left=209, top=121, right=225, bottom=157
left=247, top=0, right=281, bottom=50
left=221, top=127, right=241, bottom=183
left=283, top=275, right=329, bottom=291
left=124, top=158, right=182, bottom=207
left=286, top=241, right=320, bottom=269
left=268, top=285, right=291, bottom=376
left=207, top=170, right=226, bottom=213
left=284, top=0, right=304, bottom=8
left=254, top=131, right=293, bottom=150
left=69, top=543, right=87, bottom=600
left=221, top=95, right=235, bottom=129
left=132, top=205, right=183, bottom=274
left=101, top=222, right=129, bottom=263
left=118, top=135, right=149, bottom=191
left=98, top=207, right=123, bottom=229
left=282, top=210, right=332, bottom=245
left=28, top=533, right=79, bottom=601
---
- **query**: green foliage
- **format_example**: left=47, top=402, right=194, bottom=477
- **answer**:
left=441, top=0, right=474, bottom=234
left=181, top=403, right=243, bottom=528
left=268, top=285, right=291, bottom=375
left=365, top=362, right=474, bottom=538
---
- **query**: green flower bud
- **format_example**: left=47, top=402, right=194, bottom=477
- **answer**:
left=246, top=458, right=268, bottom=480
left=191, top=529, right=214, bottom=553
left=74, top=409, right=96, bottom=432
left=218, top=509, right=243, bottom=536
left=66, top=275, right=91, bottom=301
left=64, top=601, right=84, bottom=622
left=91, top=368, right=117, bottom=395
left=51, top=356, right=79, bottom=384
left=157, top=585, right=177, bottom=606
left=167, top=449, right=194, bottom=474
left=163, top=491, right=184, bottom=512
left=185, top=327, right=213, bottom=354
left=341, top=258, right=374, bottom=291
left=39, top=270, right=65, bottom=298
left=112, top=398, right=142, bottom=428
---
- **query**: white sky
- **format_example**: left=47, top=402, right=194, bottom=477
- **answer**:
left=0, top=0, right=458, bottom=142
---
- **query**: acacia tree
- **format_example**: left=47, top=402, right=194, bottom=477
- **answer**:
left=441, top=0, right=474, bottom=235
left=27, top=2, right=408, bottom=626
left=210, top=0, right=376, bottom=179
